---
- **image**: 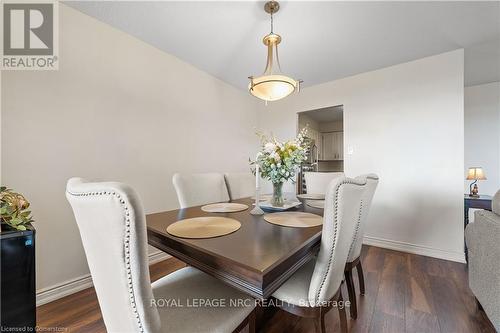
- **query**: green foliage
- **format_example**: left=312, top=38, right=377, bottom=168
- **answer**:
left=250, top=127, right=309, bottom=184
left=0, top=186, right=33, bottom=231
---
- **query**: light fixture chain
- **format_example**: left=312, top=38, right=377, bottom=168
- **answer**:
left=270, top=12, right=274, bottom=33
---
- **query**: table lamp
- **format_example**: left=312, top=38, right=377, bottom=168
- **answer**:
left=466, top=167, right=486, bottom=197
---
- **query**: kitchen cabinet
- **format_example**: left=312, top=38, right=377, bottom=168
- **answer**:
left=321, top=132, right=335, bottom=160
left=321, top=131, right=343, bottom=160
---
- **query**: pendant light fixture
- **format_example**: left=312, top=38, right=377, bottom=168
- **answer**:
left=249, top=1, right=301, bottom=102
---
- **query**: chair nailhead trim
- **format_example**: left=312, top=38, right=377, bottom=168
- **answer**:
left=67, top=188, right=145, bottom=333
left=314, top=178, right=367, bottom=305
left=347, top=200, right=364, bottom=259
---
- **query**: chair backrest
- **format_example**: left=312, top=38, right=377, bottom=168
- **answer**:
left=224, top=173, right=255, bottom=200
left=304, top=172, right=344, bottom=194
left=66, top=178, right=160, bottom=333
left=172, top=173, right=229, bottom=208
left=308, top=176, right=367, bottom=306
left=347, top=174, right=379, bottom=262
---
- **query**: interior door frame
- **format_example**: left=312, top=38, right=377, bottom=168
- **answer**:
left=296, top=104, right=344, bottom=194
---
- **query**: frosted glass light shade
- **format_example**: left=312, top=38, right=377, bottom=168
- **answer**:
left=249, top=74, right=298, bottom=102
left=466, top=167, right=486, bottom=180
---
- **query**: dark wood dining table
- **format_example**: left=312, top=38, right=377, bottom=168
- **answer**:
left=146, top=198, right=323, bottom=300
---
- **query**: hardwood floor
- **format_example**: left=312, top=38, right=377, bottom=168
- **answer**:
left=36, top=246, right=495, bottom=333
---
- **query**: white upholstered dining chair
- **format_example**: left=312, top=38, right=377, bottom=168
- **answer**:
left=271, top=176, right=368, bottom=333
left=172, top=173, right=229, bottom=208
left=66, top=178, right=255, bottom=333
left=224, top=173, right=255, bottom=200
left=304, top=172, right=344, bottom=194
left=344, top=174, right=379, bottom=319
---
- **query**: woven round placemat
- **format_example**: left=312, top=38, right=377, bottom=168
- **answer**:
left=166, top=217, right=241, bottom=239
left=201, top=203, right=248, bottom=213
left=307, top=200, right=325, bottom=209
left=264, top=212, right=323, bottom=228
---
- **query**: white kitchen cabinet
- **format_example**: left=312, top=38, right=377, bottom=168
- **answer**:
left=321, top=131, right=343, bottom=160
left=321, top=132, right=335, bottom=160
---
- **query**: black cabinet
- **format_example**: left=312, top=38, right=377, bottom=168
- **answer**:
left=0, top=223, right=36, bottom=331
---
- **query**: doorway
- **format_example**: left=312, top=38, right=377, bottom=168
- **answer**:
left=297, top=105, right=344, bottom=193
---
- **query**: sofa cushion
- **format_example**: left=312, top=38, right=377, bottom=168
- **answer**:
left=493, top=189, right=500, bottom=216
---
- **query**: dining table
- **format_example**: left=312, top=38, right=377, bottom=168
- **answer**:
left=146, top=197, right=324, bottom=300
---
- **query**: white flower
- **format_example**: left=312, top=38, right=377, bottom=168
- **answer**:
left=264, top=142, right=276, bottom=154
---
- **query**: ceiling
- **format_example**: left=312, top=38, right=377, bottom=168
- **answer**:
left=301, top=105, right=343, bottom=123
left=66, top=1, right=500, bottom=89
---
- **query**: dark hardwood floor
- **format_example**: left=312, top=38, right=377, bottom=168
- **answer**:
left=36, top=246, right=495, bottom=333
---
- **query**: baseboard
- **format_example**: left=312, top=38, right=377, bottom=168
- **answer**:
left=36, top=274, right=94, bottom=307
left=36, top=252, right=171, bottom=306
left=363, top=235, right=466, bottom=263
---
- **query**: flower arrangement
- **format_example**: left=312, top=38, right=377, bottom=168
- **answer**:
left=251, top=127, right=309, bottom=206
left=0, top=186, right=34, bottom=231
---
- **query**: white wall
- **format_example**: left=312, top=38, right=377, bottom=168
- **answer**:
left=464, top=82, right=500, bottom=196
left=0, top=71, right=2, bottom=182
left=298, top=113, right=319, bottom=132
left=258, top=50, right=465, bottom=262
left=1, top=4, right=259, bottom=295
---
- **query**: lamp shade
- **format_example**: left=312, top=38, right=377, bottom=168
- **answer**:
left=249, top=74, right=297, bottom=102
left=466, top=167, right=487, bottom=180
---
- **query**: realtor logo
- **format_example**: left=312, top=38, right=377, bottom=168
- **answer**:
left=1, top=1, right=58, bottom=70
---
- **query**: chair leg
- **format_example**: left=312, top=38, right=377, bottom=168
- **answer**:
left=337, top=289, right=348, bottom=333
left=313, top=317, right=321, bottom=333
left=313, top=309, right=326, bottom=333
left=344, top=269, right=357, bottom=319
left=356, top=260, right=365, bottom=295
left=320, top=309, right=326, bottom=333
